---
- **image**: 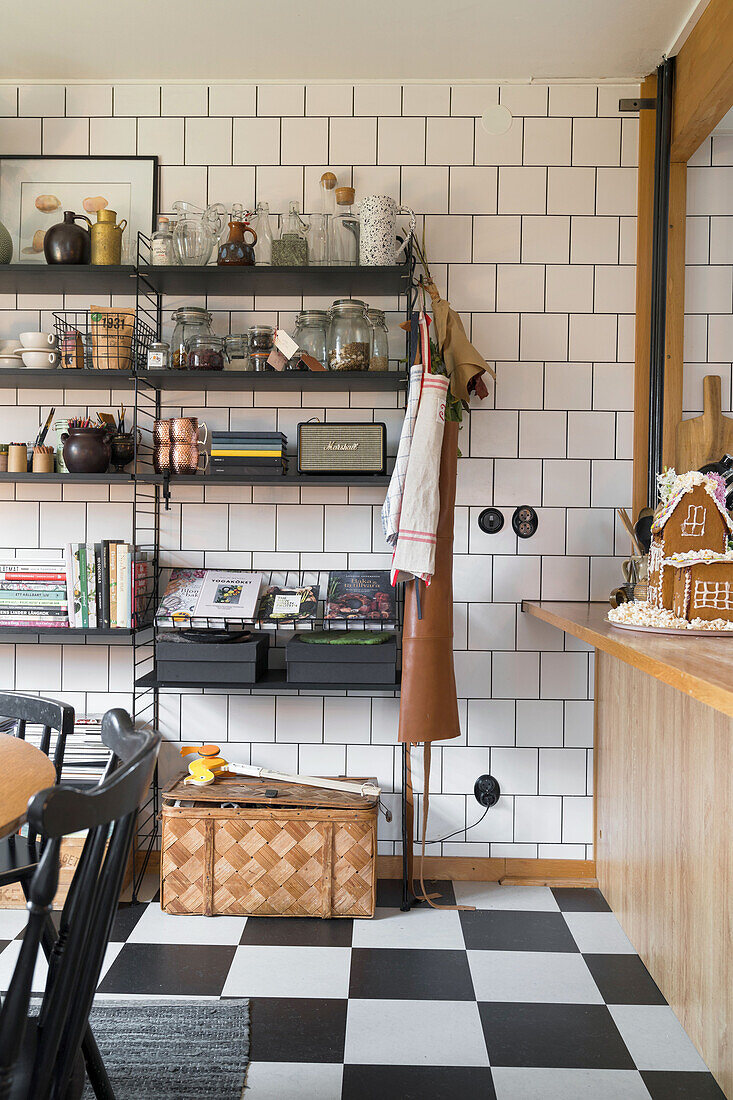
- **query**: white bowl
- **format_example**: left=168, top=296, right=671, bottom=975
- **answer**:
left=19, top=332, right=57, bottom=350
left=20, top=350, right=58, bottom=369
left=0, top=355, right=21, bottom=369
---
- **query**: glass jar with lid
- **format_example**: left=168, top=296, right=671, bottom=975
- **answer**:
left=186, top=334, right=226, bottom=371
left=171, top=306, right=213, bottom=369
left=367, top=308, right=389, bottom=371
left=248, top=324, right=275, bottom=371
left=294, top=310, right=329, bottom=369
left=327, top=299, right=371, bottom=371
left=224, top=334, right=251, bottom=371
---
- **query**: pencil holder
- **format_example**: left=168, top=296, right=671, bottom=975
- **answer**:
left=32, top=446, right=55, bottom=473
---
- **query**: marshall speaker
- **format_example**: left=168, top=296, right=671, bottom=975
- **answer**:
left=297, top=422, right=387, bottom=475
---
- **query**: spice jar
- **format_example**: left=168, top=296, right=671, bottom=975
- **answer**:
left=224, top=334, right=251, bottom=371
left=248, top=324, right=275, bottom=371
left=186, top=334, right=226, bottom=372
left=271, top=202, right=309, bottom=266
left=368, top=308, right=389, bottom=371
left=170, top=307, right=213, bottom=369
left=327, top=299, right=371, bottom=371
left=294, top=310, right=329, bottom=369
left=146, top=341, right=170, bottom=370
left=0, top=445, right=7, bottom=472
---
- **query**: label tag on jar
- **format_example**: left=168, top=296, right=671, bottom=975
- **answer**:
left=147, top=350, right=166, bottom=368
left=267, top=348, right=289, bottom=371
left=274, top=329, right=299, bottom=360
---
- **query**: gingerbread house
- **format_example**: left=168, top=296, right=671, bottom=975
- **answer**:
left=668, top=552, right=733, bottom=621
left=648, top=471, right=733, bottom=611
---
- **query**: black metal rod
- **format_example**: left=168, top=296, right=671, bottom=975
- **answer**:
left=647, top=57, right=675, bottom=505
left=401, top=742, right=411, bottom=911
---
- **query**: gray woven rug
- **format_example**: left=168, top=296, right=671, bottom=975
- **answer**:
left=81, top=999, right=250, bottom=1099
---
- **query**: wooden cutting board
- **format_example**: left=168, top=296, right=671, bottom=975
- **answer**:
left=675, top=374, right=733, bottom=471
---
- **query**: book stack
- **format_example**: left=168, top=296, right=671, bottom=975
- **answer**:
left=0, top=557, right=69, bottom=628
left=210, top=431, right=287, bottom=477
left=66, top=542, right=152, bottom=629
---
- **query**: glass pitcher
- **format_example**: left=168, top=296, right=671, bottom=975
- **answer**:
left=171, top=201, right=227, bottom=265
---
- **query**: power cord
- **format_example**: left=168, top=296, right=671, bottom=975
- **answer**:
left=426, top=805, right=490, bottom=845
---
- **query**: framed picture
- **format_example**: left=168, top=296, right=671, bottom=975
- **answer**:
left=0, top=155, right=157, bottom=264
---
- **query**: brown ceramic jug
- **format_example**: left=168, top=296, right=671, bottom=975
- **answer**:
left=217, top=221, right=257, bottom=266
left=44, top=211, right=92, bottom=265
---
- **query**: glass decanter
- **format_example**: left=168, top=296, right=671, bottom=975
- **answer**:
left=272, top=201, right=309, bottom=266
left=171, top=201, right=226, bottom=265
left=252, top=202, right=274, bottom=265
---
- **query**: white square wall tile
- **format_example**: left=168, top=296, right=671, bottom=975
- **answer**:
left=518, top=411, right=566, bottom=459
left=353, top=84, right=401, bottom=116
left=67, top=84, right=112, bottom=116
left=275, top=505, right=323, bottom=552
left=492, top=652, right=540, bottom=700
left=448, top=264, right=496, bottom=312
left=207, top=166, right=256, bottom=208
left=562, top=795, right=594, bottom=842
left=545, top=265, right=594, bottom=313
left=500, top=84, right=548, bottom=116
left=442, top=747, right=490, bottom=794
left=450, top=169, right=498, bottom=215
left=496, top=265, right=544, bottom=312
left=42, top=118, right=89, bottom=156
left=571, top=216, right=620, bottom=263
left=255, top=166, right=304, bottom=210
left=516, top=700, right=564, bottom=747
left=472, top=214, right=518, bottom=259
left=497, top=166, right=546, bottom=214
left=0, top=86, right=18, bottom=116
left=573, top=117, right=621, bottom=166
left=324, top=504, right=372, bottom=552
left=274, top=696, right=323, bottom=743
left=514, top=795, right=562, bottom=842
left=569, top=314, right=618, bottom=362
left=467, top=699, right=515, bottom=747
left=494, top=362, right=544, bottom=410
left=0, top=118, right=41, bottom=154
left=547, top=167, right=596, bottom=214
left=422, top=215, right=472, bottom=262
left=520, top=314, right=569, bottom=361
left=19, top=85, right=65, bottom=117
left=567, top=411, right=616, bottom=459
left=454, top=651, right=493, bottom=699
left=492, top=556, right=540, bottom=602
left=523, top=117, right=572, bottom=165
left=228, top=504, right=276, bottom=551
left=281, top=116, right=329, bottom=165
left=468, top=602, right=516, bottom=651
left=541, top=653, right=589, bottom=699
left=378, top=116, right=425, bottom=165
left=470, top=409, right=518, bottom=458
left=329, top=116, right=377, bottom=164
left=233, top=117, right=280, bottom=165
left=89, top=117, right=136, bottom=157
left=137, top=117, right=184, bottom=165
left=490, top=747, right=538, bottom=793
left=472, top=314, right=519, bottom=361
left=539, top=748, right=587, bottom=795
left=549, top=84, right=597, bottom=117
left=542, top=459, right=590, bottom=507
left=401, top=166, right=449, bottom=214
left=305, top=83, right=352, bottom=116
left=494, top=458, right=542, bottom=505
left=185, top=117, right=232, bottom=165
left=521, top=216, right=570, bottom=263
left=596, top=168, right=637, bottom=215
left=427, top=117, right=473, bottom=165
left=403, top=84, right=450, bottom=116
left=594, top=265, right=636, bottom=314
left=450, top=84, right=499, bottom=116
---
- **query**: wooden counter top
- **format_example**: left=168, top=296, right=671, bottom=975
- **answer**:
left=522, top=601, right=733, bottom=719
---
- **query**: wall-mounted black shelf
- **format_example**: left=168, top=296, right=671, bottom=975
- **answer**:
left=0, top=369, right=135, bottom=389
left=135, top=668, right=401, bottom=694
left=0, top=626, right=139, bottom=639
left=0, top=264, right=136, bottom=294
left=151, top=471, right=392, bottom=488
left=0, top=472, right=134, bottom=483
left=142, top=369, right=407, bottom=391
left=138, top=264, right=409, bottom=297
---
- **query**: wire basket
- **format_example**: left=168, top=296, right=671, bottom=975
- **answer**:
left=53, top=309, right=156, bottom=372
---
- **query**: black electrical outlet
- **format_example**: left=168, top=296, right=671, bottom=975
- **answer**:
left=477, top=507, right=504, bottom=534
left=474, top=774, right=501, bottom=808
left=512, top=505, right=538, bottom=539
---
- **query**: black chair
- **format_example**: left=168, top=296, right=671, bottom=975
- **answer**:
left=0, top=708, right=161, bottom=1100
left=0, top=693, right=75, bottom=893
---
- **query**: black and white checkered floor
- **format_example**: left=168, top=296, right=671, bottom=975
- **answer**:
left=0, top=880, right=724, bottom=1099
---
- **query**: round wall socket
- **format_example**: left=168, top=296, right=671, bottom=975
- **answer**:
left=512, top=505, right=538, bottom=539
left=474, top=774, right=501, bottom=808
left=477, top=507, right=504, bottom=534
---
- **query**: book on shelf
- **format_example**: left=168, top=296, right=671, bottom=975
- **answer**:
left=65, top=543, right=150, bottom=630
left=258, top=584, right=319, bottom=623
left=155, top=568, right=262, bottom=626
left=0, top=557, right=69, bottom=627
left=325, top=570, right=396, bottom=621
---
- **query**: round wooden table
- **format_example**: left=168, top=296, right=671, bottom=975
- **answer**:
left=0, top=733, right=56, bottom=840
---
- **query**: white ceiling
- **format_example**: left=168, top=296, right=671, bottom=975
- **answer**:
left=2, top=0, right=701, bottom=82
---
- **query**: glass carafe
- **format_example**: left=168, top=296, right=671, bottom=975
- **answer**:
left=272, top=201, right=309, bottom=266
left=252, top=202, right=274, bottom=265
left=171, top=201, right=226, bottom=265
left=330, top=187, right=359, bottom=265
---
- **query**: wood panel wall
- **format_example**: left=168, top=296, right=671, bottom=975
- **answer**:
left=596, top=651, right=732, bottom=1095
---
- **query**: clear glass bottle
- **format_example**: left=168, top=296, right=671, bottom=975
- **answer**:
left=367, top=307, right=389, bottom=371
left=224, top=334, right=251, bottom=371
left=272, top=201, right=309, bottom=266
left=150, top=215, right=173, bottom=265
left=170, top=306, right=213, bottom=369
left=231, top=203, right=245, bottom=224
left=248, top=324, right=275, bottom=371
left=330, top=187, right=359, bottom=265
left=327, top=299, right=371, bottom=371
left=252, top=202, right=273, bottom=266
left=186, top=334, right=226, bottom=372
left=294, top=310, right=329, bottom=368
left=319, top=172, right=337, bottom=263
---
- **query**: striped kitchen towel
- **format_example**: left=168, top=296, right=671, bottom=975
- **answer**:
left=381, top=361, right=424, bottom=546
left=390, top=372, right=449, bottom=585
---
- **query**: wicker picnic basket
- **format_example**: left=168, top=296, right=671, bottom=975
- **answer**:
left=161, top=774, right=378, bottom=918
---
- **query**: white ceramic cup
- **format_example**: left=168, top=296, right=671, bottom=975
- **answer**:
left=20, top=332, right=57, bottom=350
left=20, top=350, right=58, bottom=369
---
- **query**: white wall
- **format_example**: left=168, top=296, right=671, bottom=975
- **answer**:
left=0, top=80, right=641, bottom=860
